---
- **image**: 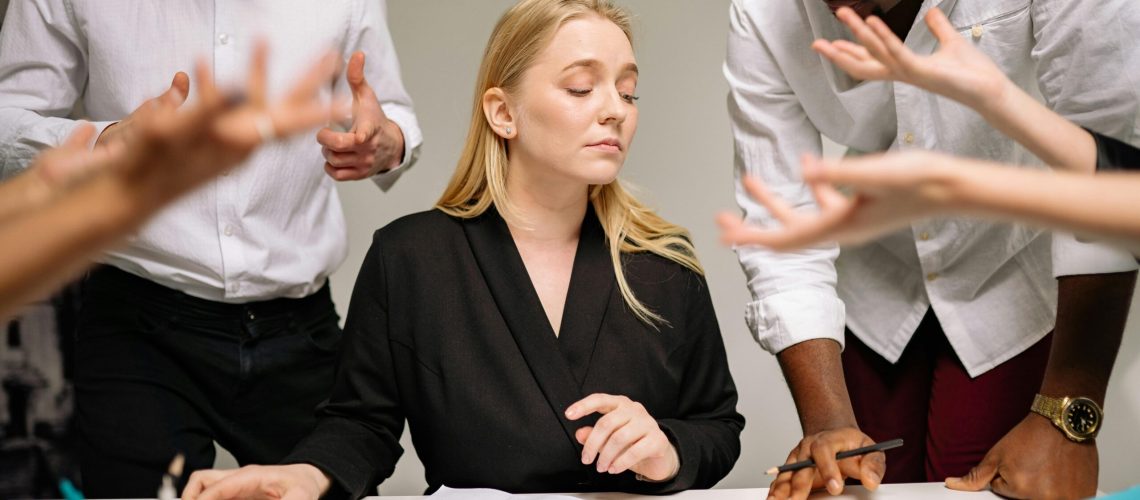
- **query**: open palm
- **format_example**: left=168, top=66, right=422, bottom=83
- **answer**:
left=717, top=153, right=954, bottom=251
left=812, top=7, right=1008, bottom=110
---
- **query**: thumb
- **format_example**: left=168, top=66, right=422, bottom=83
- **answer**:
left=346, top=51, right=380, bottom=144
left=162, top=71, right=191, bottom=107
left=945, top=458, right=998, bottom=492
left=925, top=8, right=959, bottom=46
left=346, top=51, right=371, bottom=101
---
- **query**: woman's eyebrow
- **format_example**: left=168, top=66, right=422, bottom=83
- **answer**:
left=561, top=59, right=639, bottom=76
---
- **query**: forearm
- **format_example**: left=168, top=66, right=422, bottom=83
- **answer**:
left=979, top=80, right=1097, bottom=173
left=951, top=164, right=1140, bottom=244
left=777, top=339, right=858, bottom=434
left=1041, top=272, right=1136, bottom=404
left=0, top=174, right=145, bottom=320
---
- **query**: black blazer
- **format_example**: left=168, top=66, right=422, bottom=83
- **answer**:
left=283, top=206, right=744, bottom=498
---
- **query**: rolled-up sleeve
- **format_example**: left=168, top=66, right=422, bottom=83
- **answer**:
left=344, top=0, right=423, bottom=192
left=725, top=0, right=846, bottom=354
left=1032, top=0, right=1140, bottom=276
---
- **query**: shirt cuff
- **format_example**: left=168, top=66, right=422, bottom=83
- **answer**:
left=85, top=120, right=119, bottom=150
left=744, top=290, right=846, bottom=354
left=1051, top=232, right=1139, bottom=278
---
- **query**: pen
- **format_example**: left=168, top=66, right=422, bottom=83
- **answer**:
left=765, top=438, right=904, bottom=475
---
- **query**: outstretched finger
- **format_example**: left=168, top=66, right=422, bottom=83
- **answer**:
left=924, top=8, right=960, bottom=46
left=813, top=39, right=886, bottom=80
left=865, top=16, right=921, bottom=74
left=286, top=51, right=340, bottom=106
left=741, top=175, right=797, bottom=224
left=836, top=8, right=896, bottom=69
left=247, top=38, right=269, bottom=109
left=566, top=393, right=624, bottom=420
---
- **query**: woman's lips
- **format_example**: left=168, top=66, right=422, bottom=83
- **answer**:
left=587, top=143, right=622, bottom=153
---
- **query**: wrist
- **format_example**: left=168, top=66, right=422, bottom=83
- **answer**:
left=636, top=444, right=681, bottom=483
left=296, top=463, right=332, bottom=494
left=381, top=118, right=405, bottom=171
left=976, top=77, right=1018, bottom=122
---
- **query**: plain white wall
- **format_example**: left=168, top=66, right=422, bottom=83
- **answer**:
left=323, top=1, right=1140, bottom=495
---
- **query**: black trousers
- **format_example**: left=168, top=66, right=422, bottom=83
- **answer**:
left=73, top=265, right=343, bottom=497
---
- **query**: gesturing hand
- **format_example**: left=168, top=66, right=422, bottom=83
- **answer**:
left=717, top=152, right=962, bottom=252
left=113, top=41, right=338, bottom=211
left=812, top=7, right=1010, bottom=111
left=565, top=393, right=680, bottom=482
left=767, top=427, right=884, bottom=500
left=94, top=72, right=190, bottom=150
left=317, top=51, right=406, bottom=181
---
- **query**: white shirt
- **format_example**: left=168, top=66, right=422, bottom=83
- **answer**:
left=725, top=0, right=1140, bottom=376
left=0, top=0, right=423, bottom=302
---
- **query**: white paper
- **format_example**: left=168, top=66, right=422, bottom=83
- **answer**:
left=432, top=486, right=582, bottom=500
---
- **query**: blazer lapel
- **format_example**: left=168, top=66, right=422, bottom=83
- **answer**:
left=556, top=206, right=613, bottom=388
left=460, top=205, right=592, bottom=453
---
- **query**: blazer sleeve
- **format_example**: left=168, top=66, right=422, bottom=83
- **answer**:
left=281, top=232, right=405, bottom=499
left=1089, top=129, right=1140, bottom=172
left=642, top=272, right=745, bottom=493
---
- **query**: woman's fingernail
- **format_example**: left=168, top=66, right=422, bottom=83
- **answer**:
left=828, top=478, right=842, bottom=494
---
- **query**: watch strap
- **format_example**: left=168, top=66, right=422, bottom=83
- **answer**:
left=1031, top=393, right=1063, bottom=422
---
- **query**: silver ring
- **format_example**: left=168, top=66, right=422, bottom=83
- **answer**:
left=254, top=114, right=276, bottom=142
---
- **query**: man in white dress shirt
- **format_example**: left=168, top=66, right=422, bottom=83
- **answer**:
left=725, top=0, right=1138, bottom=498
left=0, top=0, right=422, bottom=496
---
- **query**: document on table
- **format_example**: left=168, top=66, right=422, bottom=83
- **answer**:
left=432, top=486, right=580, bottom=499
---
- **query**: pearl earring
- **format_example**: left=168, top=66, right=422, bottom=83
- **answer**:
left=505, top=127, right=512, bottom=134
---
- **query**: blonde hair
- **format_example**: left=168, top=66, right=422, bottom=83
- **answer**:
left=436, top=0, right=703, bottom=327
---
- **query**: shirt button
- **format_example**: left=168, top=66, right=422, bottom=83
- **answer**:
left=229, top=283, right=240, bottom=293
left=926, top=272, right=940, bottom=282
left=971, top=25, right=983, bottom=39
left=903, top=132, right=915, bottom=145
left=218, top=33, right=231, bottom=45
left=224, top=225, right=235, bottom=237
left=918, top=232, right=931, bottom=241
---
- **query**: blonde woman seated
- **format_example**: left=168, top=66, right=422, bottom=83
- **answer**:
left=184, top=1, right=744, bottom=499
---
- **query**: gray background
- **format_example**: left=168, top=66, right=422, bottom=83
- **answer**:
left=1, top=0, right=1137, bottom=494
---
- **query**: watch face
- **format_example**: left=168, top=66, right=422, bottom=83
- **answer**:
left=1063, top=398, right=1101, bottom=437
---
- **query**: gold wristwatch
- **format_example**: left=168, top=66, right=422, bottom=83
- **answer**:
left=1030, top=394, right=1102, bottom=442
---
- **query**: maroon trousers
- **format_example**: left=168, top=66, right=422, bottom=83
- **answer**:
left=842, top=310, right=1052, bottom=482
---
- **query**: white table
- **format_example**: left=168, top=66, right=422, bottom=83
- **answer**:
left=369, top=483, right=1002, bottom=499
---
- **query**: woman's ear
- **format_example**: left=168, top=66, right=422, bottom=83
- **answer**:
left=482, top=87, right=517, bottom=139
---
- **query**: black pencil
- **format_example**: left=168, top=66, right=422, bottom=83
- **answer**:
left=764, top=438, right=904, bottom=475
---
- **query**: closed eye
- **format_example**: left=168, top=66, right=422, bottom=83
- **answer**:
left=567, top=88, right=592, bottom=96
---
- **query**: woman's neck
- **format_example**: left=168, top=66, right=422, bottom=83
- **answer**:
left=503, top=160, right=588, bottom=245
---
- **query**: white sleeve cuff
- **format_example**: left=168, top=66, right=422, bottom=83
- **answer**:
left=744, top=290, right=847, bottom=355
left=1051, top=232, right=1139, bottom=278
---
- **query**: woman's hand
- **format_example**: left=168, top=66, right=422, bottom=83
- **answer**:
left=182, top=463, right=331, bottom=500
left=565, top=393, right=681, bottom=482
left=813, top=7, right=1011, bottom=112
left=718, top=151, right=965, bottom=251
